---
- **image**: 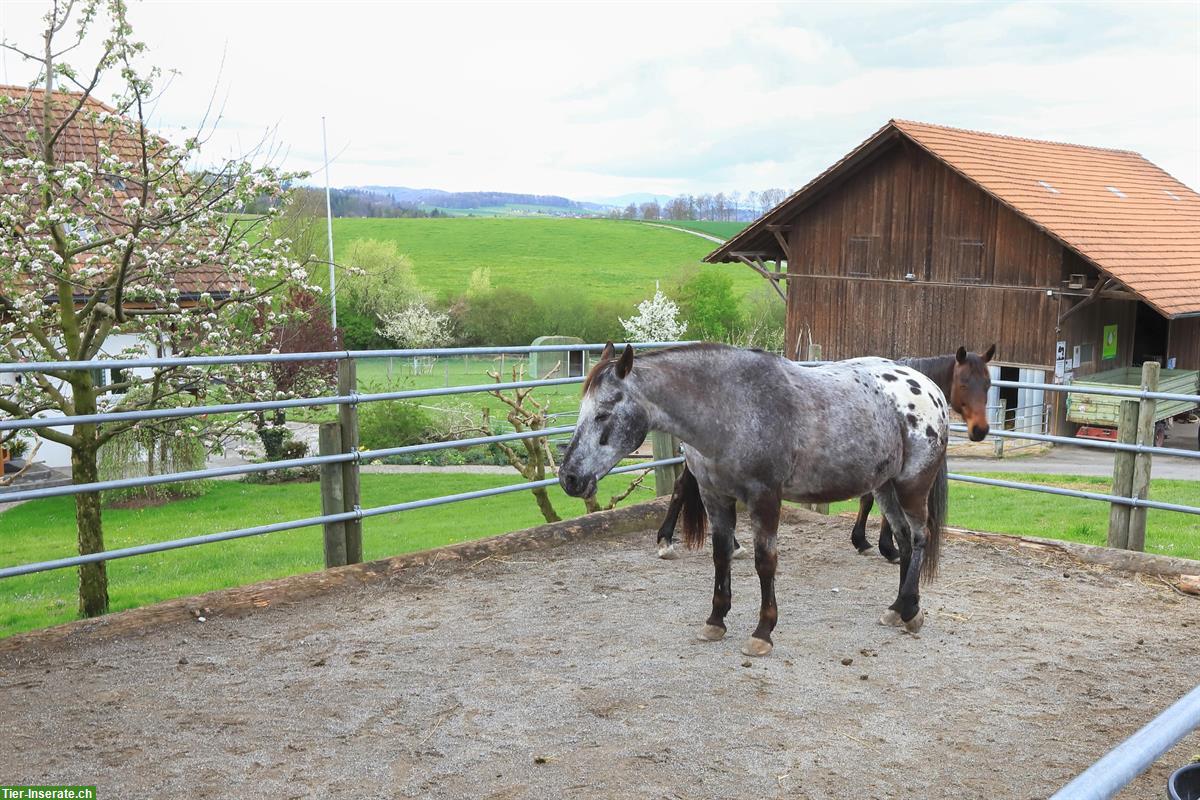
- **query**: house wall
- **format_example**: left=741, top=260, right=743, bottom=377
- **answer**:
left=2, top=332, right=162, bottom=470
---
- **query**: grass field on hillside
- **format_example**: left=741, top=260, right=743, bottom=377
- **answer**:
left=329, top=217, right=762, bottom=303
left=651, top=220, right=748, bottom=239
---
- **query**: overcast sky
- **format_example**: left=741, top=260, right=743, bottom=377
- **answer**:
left=2, top=1, right=1197, bottom=201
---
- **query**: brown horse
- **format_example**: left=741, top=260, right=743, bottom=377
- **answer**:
left=654, top=346, right=994, bottom=561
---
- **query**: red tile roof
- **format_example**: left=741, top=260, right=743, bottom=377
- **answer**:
left=0, top=83, right=244, bottom=302
left=708, top=120, right=1200, bottom=317
left=892, top=120, right=1200, bottom=318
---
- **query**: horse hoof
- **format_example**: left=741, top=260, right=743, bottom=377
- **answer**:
left=878, top=609, right=904, bottom=628
left=657, top=543, right=679, bottom=560
left=731, top=545, right=750, bottom=560
left=886, top=556, right=901, bottom=564
left=856, top=546, right=873, bottom=555
left=697, top=624, right=726, bottom=642
left=903, top=609, right=926, bottom=634
left=741, top=637, right=773, bottom=657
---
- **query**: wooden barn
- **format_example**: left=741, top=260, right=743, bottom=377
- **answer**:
left=706, top=119, right=1200, bottom=435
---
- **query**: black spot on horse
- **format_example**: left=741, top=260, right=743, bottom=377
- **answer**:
left=881, top=373, right=898, bottom=382
left=906, top=413, right=918, bottom=427
left=907, top=402, right=916, bottom=410
left=925, top=425, right=937, bottom=439
left=906, top=378, right=921, bottom=389
left=910, top=385, right=922, bottom=395
left=895, top=369, right=909, bottom=376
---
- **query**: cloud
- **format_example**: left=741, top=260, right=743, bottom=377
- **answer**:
left=1, top=1, right=1195, bottom=196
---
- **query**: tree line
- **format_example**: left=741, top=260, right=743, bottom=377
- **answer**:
left=607, top=189, right=790, bottom=223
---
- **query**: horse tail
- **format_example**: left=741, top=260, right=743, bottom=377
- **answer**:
left=921, top=456, right=947, bottom=585
left=679, top=466, right=708, bottom=550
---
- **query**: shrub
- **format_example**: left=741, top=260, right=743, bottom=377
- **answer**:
left=338, top=307, right=390, bottom=350
left=358, top=399, right=438, bottom=450
left=676, top=269, right=741, bottom=341
left=452, top=287, right=547, bottom=345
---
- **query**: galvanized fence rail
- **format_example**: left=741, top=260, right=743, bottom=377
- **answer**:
left=0, top=342, right=689, bottom=579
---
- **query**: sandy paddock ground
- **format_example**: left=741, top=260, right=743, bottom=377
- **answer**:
left=1, top=503, right=1197, bottom=799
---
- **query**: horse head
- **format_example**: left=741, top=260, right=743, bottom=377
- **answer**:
left=952, top=344, right=995, bottom=441
left=559, top=342, right=651, bottom=498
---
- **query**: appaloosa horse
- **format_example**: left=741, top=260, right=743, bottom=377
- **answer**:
left=653, top=345, right=994, bottom=562
left=559, top=343, right=949, bottom=657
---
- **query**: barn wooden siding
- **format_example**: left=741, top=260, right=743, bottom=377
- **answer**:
left=780, top=143, right=1182, bottom=372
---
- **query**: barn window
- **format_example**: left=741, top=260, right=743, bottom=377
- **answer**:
left=845, top=235, right=875, bottom=277
left=1078, top=342, right=1095, bottom=365
left=956, top=240, right=985, bottom=284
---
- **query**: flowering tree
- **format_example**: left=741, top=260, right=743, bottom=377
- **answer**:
left=377, top=302, right=452, bottom=348
left=0, top=0, right=319, bottom=617
left=619, top=284, right=688, bottom=342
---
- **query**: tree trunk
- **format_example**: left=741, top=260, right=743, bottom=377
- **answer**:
left=532, top=487, right=561, bottom=524
left=72, top=441, right=108, bottom=617
left=71, top=377, right=108, bottom=617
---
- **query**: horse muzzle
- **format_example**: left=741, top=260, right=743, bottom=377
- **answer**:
left=968, top=424, right=990, bottom=442
left=559, top=470, right=597, bottom=498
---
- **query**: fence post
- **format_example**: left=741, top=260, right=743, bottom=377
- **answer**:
left=318, top=422, right=348, bottom=568
left=1127, top=361, right=1160, bottom=552
left=650, top=431, right=681, bottom=496
left=993, top=399, right=1007, bottom=459
left=337, top=358, right=363, bottom=564
left=1107, top=399, right=1139, bottom=549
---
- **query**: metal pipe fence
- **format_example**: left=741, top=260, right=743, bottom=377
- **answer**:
left=1, top=344, right=1198, bottom=797
left=0, top=341, right=692, bottom=580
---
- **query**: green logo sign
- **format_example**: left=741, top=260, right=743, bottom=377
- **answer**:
left=1102, top=324, right=1118, bottom=360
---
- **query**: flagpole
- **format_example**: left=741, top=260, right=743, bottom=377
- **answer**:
left=322, top=115, right=337, bottom=332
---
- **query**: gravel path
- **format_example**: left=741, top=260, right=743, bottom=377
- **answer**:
left=1, top=510, right=1196, bottom=799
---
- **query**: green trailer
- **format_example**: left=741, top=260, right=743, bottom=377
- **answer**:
left=1066, top=367, right=1199, bottom=427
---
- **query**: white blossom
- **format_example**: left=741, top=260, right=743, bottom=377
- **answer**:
left=619, top=285, right=688, bottom=342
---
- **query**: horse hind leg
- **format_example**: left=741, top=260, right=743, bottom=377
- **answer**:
left=742, top=491, right=782, bottom=658
left=697, top=493, right=737, bottom=643
left=872, top=482, right=925, bottom=633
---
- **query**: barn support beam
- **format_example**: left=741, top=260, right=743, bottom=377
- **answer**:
left=731, top=252, right=787, bottom=303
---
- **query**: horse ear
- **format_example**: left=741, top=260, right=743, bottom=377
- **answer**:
left=600, top=341, right=615, bottom=362
left=616, top=344, right=635, bottom=379
left=956, top=346, right=967, bottom=364
left=983, top=343, right=996, bottom=363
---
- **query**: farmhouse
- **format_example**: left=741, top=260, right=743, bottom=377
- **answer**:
left=0, top=84, right=243, bottom=469
left=706, top=120, right=1200, bottom=435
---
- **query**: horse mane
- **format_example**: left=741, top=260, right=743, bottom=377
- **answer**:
left=899, top=354, right=956, bottom=395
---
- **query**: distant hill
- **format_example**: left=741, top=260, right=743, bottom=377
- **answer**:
left=354, top=186, right=609, bottom=214
left=583, top=192, right=675, bottom=208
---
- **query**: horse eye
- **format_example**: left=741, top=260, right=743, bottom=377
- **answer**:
left=595, top=412, right=611, bottom=423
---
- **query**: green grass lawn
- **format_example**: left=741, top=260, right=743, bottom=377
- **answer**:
left=650, top=220, right=748, bottom=240
left=291, top=354, right=588, bottom=427
left=3, top=470, right=1195, bottom=638
left=329, top=217, right=761, bottom=303
left=0, top=471, right=659, bottom=637
left=830, top=472, right=1200, bottom=560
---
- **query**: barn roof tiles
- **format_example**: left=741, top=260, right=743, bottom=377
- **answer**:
left=707, top=120, right=1200, bottom=318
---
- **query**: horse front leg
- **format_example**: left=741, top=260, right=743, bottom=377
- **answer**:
left=697, top=494, right=737, bottom=642
left=877, top=517, right=901, bottom=563
left=850, top=493, right=873, bottom=553
left=743, top=491, right=781, bottom=657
